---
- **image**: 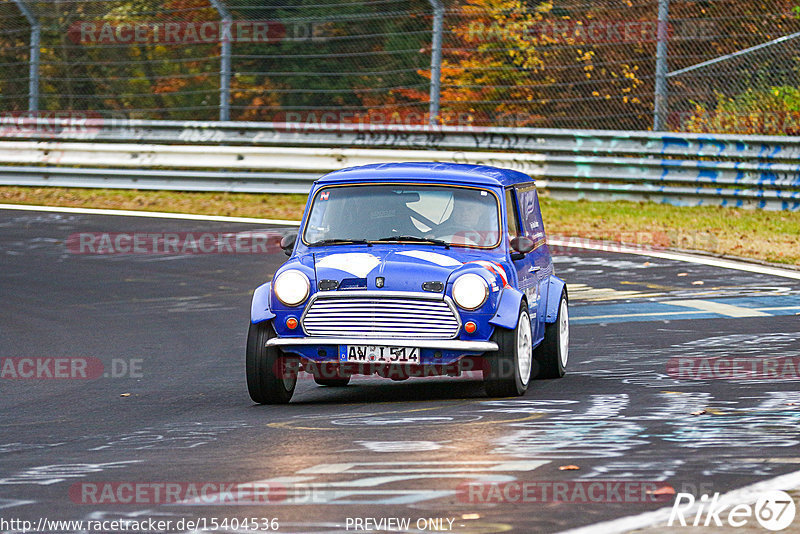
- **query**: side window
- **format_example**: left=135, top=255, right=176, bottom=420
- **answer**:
left=505, top=188, right=520, bottom=242
left=516, top=185, right=546, bottom=248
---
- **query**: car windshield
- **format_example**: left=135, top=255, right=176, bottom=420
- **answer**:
left=303, top=184, right=501, bottom=248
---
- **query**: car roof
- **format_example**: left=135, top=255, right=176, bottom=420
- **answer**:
left=315, top=162, right=534, bottom=188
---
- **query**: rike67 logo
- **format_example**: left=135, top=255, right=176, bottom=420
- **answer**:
left=669, top=490, right=796, bottom=531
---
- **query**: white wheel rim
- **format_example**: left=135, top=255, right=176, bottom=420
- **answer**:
left=559, top=299, right=569, bottom=367
left=281, top=359, right=297, bottom=390
left=283, top=374, right=296, bottom=390
left=517, top=311, right=533, bottom=386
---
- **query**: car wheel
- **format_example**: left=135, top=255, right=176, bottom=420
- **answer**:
left=484, top=300, right=533, bottom=397
left=246, top=322, right=297, bottom=404
left=533, top=290, right=569, bottom=379
left=313, top=363, right=351, bottom=387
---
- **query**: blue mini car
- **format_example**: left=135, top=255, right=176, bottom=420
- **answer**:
left=246, top=162, right=568, bottom=403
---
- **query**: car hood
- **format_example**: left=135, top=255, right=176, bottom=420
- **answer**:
left=311, top=247, right=486, bottom=292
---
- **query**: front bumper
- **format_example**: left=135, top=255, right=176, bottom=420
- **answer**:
left=267, top=337, right=497, bottom=351
left=267, top=337, right=498, bottom=365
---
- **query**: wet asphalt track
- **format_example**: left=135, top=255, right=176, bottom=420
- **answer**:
left=2, top=207, right=800, bottom=534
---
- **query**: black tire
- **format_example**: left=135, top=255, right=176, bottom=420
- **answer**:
left=484, top=300, right=533, bottom=397
left=312, top=363, right=351, bottom=387
left=532, top=289, right=569, bottom=379
left=246, top=322, right=297, bottom=404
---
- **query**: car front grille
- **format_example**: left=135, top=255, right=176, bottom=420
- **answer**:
left=302, top=293, right=461, bottom=339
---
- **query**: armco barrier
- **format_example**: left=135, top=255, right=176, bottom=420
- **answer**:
left=0, top=120, right=798, bottom=209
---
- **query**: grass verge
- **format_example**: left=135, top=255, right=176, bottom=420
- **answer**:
left=1, top=186, right=798, bottom=266
left=540, top=195, right=800, bottom=266
left=0, top=186, right=308, bottom=221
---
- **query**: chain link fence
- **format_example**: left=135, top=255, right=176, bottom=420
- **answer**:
left=1, top=0, right=799, bottom=133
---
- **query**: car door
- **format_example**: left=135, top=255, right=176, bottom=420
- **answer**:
left=505, top=187, right=543, bottom=344
left=511, top=184, right=551, bottom=344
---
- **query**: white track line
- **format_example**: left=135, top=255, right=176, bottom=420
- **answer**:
left=0, top=203, right=301, bottom=226
left=549, top=238, right=800, bottom=280
left=659, top=299, right=771, bottom=318
left=2, top=204, right=798, bottom=280
left=556, top=468, right=800, bottom=534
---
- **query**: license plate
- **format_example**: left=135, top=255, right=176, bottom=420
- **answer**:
left=339, top=345, right=420, bottom=364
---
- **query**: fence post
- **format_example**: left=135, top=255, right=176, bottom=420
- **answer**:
left=653, top=0, right=670, bottom=130
left=209, top=0, right=232, bottom=122
left=428, top=0, right=444, bottom=125
left=12, top=0, right=39, bottom=113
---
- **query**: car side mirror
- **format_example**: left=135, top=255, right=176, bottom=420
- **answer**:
left=280, top=233, right=297, bottom=256
left=510, top=235, right=534, bottom=260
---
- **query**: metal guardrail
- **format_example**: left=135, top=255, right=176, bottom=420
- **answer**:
left=0, top=166, right=314, bottom=194
left=6, top=118, right=800, bottom=159
left=1, top=120, right=799, bottom=210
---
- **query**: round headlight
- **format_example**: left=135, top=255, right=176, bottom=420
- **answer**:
left=452, top=273, right=489, bottom=310
left=273, top=270, right=310, bottom=307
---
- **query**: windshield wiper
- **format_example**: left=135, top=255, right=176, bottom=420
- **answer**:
left=308, top=238, right=371, bottom=247
left=372, top=235, right=450, bottom=248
